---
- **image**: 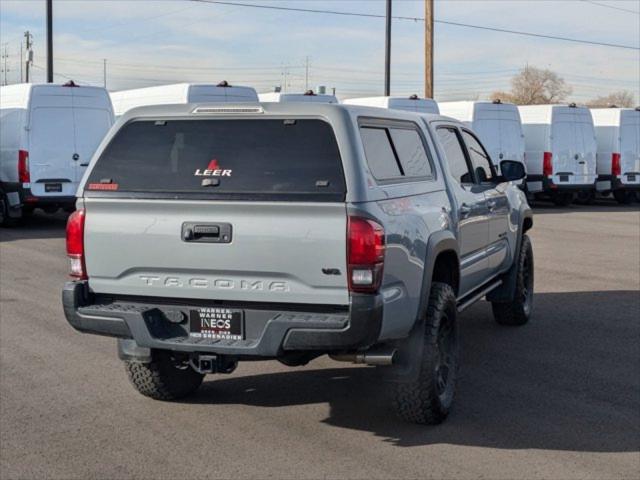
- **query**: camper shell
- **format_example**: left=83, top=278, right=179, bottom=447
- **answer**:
left=344, top=95, right=439, bottom=114
left=259, top=91, right=338, bottom=104
left=591, top=107, right=640, bottom=202
left=438, top=100, right=525, bottom=174
left=0, top=83, right=114, bottom=223
left=110, top=82, right=259, bottom=117
left=518, top=104, right=597, bottom=204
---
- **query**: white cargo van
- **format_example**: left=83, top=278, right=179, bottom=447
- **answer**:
left=591, top=107, right=640, bottom=204
left=259, top=90, right=338, bottom=104
left=519, top=104, right=597, bottom=205
left=0, top=82, right=114, bottom=225
left=343, top=95, right=439, bottom=114
left=438, top=100, right=525, bottom=174
left=110, top=82, right=259, bottom=117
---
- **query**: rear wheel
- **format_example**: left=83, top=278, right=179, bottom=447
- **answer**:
left=613, top=190, right=634, bottom=205
left=492, top=235, right=534, bottom=326
left=125, top=350, right=204, bottom=400
left=393, top=282, right=459, bottom=425
left=551, top=192, right=573, bottom=206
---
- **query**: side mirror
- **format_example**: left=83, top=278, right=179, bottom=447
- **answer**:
left=500, top=160, right=526, bottom=182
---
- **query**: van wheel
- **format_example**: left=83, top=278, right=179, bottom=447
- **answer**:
left=492, top=235, right=534, bottom=326
left=393, top=282, right=459, bottom=425
left=575, top=190, right=595, bottom=205
left=125, top=351, right=204, bottom=400
left=0, top=193, right=17, bottom=228
left=613, top=190, right=633, bottom=205
left=551, top=192, right=573, bottom=206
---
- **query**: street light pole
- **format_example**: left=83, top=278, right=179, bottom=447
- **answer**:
left=384, top=0, right=392, bottom=96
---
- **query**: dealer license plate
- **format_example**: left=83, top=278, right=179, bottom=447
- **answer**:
left=189, top=308, right=244, bottom=340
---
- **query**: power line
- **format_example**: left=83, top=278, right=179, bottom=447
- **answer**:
left=580, top=0, right=640, bottom=14
left=190, top=0, right=639, bottom=50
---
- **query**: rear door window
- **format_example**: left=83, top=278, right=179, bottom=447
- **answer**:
left=86, top=119, right=346, bottom=201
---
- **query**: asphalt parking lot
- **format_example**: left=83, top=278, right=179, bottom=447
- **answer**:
left=1, top=200, right=639, bottom=480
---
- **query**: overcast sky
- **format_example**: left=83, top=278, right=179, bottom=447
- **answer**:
left=1, top=0, right=638, bottom=102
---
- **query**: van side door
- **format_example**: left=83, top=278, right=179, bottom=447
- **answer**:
left=460, top=129, right=511, bottom=275
left=435, top=126, right=491, bottom=296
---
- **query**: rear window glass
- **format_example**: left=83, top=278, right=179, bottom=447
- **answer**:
left=86, top=119, right=345, bottom=200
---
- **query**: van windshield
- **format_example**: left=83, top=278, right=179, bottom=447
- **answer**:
left=86, top=118, right=346, bottom=201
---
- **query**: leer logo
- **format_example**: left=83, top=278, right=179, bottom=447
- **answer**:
left=194, top=159, right=232, bottom=177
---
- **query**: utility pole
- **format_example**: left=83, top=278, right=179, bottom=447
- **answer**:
left=424, top=0, right=434, bottom=98
left=384, top=0, right=392, bottom=96
left=46, top=0, right=53, bottom=82
left=20, top=41, right=23, bottom=82
left=24, top=31, right=33, bottom=83
left=103, top=59, right=107, bottom=88
left=1, top=44, right=9, bottom=86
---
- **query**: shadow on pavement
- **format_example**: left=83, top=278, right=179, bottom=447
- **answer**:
left=0, top=211, right=68, bottom=242
left=190, top=290, right=640, bottom=452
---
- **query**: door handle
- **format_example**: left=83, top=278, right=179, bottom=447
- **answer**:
left=182, top=222, right=232, bottom=243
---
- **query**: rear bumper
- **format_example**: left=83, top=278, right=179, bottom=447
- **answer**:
left=597, top=175, right=640, bottom=191
left=528, top=175, right=596, bottom=192
left=20, top=188, right=76, bottom=207
left=62, top=281, right=383, bottom=357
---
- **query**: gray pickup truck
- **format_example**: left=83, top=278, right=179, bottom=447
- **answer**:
left=62, top=103, right=533, bottom=424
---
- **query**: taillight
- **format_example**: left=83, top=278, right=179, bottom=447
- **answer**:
left=612, top=153, right=621, bottom=176
left=543, top=151, right=553, bottom=176
left=18, top=150, right=30, bottom=183
left=347, top=216, right=385, bottom=294
left=66, top=209, right=87, bottom=279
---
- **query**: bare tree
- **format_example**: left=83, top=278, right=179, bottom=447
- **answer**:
left=587, top=90, right=635, bottom=108
left=491, top=66, right=572, bottom=105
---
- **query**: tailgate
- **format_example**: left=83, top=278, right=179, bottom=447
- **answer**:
left=84, top=199, right=348, bottom=305
left=81, top=116, right=349, bottom=305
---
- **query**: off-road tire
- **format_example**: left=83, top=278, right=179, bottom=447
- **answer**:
left=613, top=190, right=633, bottom=205
left=393, top=282, right=458, bottom=425
left=492, top=235, right=534, bottom=326
left=125, top=351, right=204, bottom=400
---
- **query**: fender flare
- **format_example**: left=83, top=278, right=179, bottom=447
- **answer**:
left=417, top=230, right=459, bottom=323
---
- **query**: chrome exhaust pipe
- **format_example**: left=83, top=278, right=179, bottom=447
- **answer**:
left=330, top=347, right=397, bottom=366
